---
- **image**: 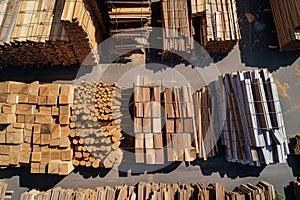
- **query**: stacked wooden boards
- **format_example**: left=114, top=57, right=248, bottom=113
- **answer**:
left=0, top=81, right=74, bottom=175
left=133, top=76, right=218, bottom=164
left=291, top=177, right=300, bottom=200
left=0, top=0, right=103, bottom=67
left=0, top=182, right=7, bottom=200
left=71, top=81, right=123, bottom=169
left=217, top=69, right=289, bottom=166
left=20, top=181, right=275, bottom=200
left=161, top=0, right=194, bottom=53
left=270, top=0, right=300, bottom=51
left=291, top=135, right=300, bottom=155
left=192, top=0, right=240, bottom=54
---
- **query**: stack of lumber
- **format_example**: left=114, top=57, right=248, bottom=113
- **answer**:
left=0, top=81, right=74, bottom=175
left=105, top=0, right=151, bottom=55
left=161, top=0, right=194, bottom=53
left=292, top=135, right=300, bottom=155
left=71, top=80, right=123, bottom=169
left=20, top=181, right=275, bottom=200
left=133, top=76, right=164, bottom=164
left=0, top=182, right=7, bottom=200
left=270, top=0, right=300, bottom=51
left=163, top=85, right=198, bottom=162
left=0, top=0, right=103, bottom=67
left=291, top=177, right=300, bottom=200
left=217, top=69, right=289, bottom=166
left=193, top=87, right=218, bottom=160
left=191, top=0, right=240, bottom=54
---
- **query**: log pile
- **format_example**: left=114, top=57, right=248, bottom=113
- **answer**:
left=191, top=0, right=240, bottom=54
left=20, top=181, right=275, bottom=200
left=0, top=81, right=74, bottom=175
left=0, top=0, right=103, bottom=67
left=161, top=0, right=194, bottom=53
left=71, top=81, right=123, bottom=169
left=217, top=69, right=289, bottom=166
left=291, top=177, right=300, bottom=200
left=193, top=87, right=218, bottom=160
left=270, top=0, right=300, bottom=51
left=292, top=135, right=300, bottom=155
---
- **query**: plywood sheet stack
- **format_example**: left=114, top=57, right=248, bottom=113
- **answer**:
left=193, top=87, right=218, bottom=160
left=291, top=177, right=300, bottom=200
left=163, top=85, right=198, bottom=162
left=0, top=0, right=103, bottom=67
left=270, top=0, right=300, bottom=51
left=71, top=80, right=123, bottom=169
left=161, top=0, right=194, bottom=53
left=217, top=69, right=289, bottom=166
left=133, top=76, right=164, bottom=164
left=20, top=181, right=275, bottom=200
left=0, top=81, right=74, bottom=175
left=191, top=0, right=240, bottom=54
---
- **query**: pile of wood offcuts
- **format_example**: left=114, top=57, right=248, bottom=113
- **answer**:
left=20, top=181, right=275, bottom=200
left=218, top=69, right=289, bottom=166
left=71, top=81, right=123, bottom=169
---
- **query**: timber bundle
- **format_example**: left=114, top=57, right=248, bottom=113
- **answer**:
left=0, top=81, right=74, bottom=175
left=291, top=135, right=300, bottom=155
left=218, top=69, right=289, bottom=166
left=20, top=181, right=275, bottom=200
left=291, top=177, right=300, bottom=200
left=0, top=0, right=104, bottom=67
left=71, top=81, right=123, bottom=169
left=133, top=75, right=218, bottom=164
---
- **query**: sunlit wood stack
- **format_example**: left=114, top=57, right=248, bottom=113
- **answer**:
left=20, top=181, right=275, bottom=200
left=191, top=0, right=240, bottom=54
left=292, top=135, right=300, bottom=155
left=193, top=86, right=218, bottom=160
left=0, top=81, right=74, bottom=175
left=270, top=0, right=300, bottom=51
left=161, top=0, right=194, bottom=53
left=71, top=81, right=123, bottom=169
left=217, top=69, right=289, bottom=166
left=134, top=76, right=164, bottom=164
left=291, top=177, right=300, bottom=200
left=0, top=0, right=103, bottom=67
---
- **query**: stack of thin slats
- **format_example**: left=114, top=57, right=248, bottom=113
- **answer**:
left=20, top=181, right=275, bottom=200
left=291, top=177, right=300, bottom=200
left=71, top=80, right=123, bottom=169
left=270, top=0, right=300, bottom=51
left=161, top=0, right=194, bottom=53
left=217, top=69, right=289, bottom=166
left=292, top=135, right=300, bottom=155
left=0, top=0, right=103, bottom=67
left=0, top=81, right=74, bottom=175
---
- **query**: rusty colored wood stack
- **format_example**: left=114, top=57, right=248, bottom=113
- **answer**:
left=270, top=0, right=300, bottom=51
left=71, top=81, right=123, bottom=169
left=0, top=81, right=74, bottom=175
left=218, top=69, right=289, bottom=166
left=20, top=181, right=275, bottom=200
left=192, top=0, right=240, bottom=54
left=0, top=0, right=103, bottom=67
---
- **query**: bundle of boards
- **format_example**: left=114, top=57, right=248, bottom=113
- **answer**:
left=133, top=75, right=218, bottom=165
left=0, top=0, right=104, bottom=67
left=291, top=177, right=300, bottom=200
left=0, top=81, right=74, bottom=175
left=291, top=135, right=300, bottom=155
left=161, top=0, right=240, bottom=55
left=71, top=80, right=123, bottom=169
left=217, top=69, right=289, bottom=166
left=20, top=181, right=275, bottom=200
left=270, top=0, right=300, bottom=51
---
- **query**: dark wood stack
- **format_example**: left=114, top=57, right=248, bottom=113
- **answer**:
left=161, top=0, right=194, bottom=53
left=291, top=177, right=300, bottom=200
left=20, top=181, right=275, bottom=200
left=218, top=69, right=289, bottom=166
left=0, top=81, right=74, bottom=175
left=134, top=76, right=164, bottom=164
left=193, top=87, right=218, bottom=160
left=0, top=0, right=104, bottom=67
left=292, top=135, right=300, bottom=155
left=270, top=0, right=300, bottom=51
left=71, top=81, right=123, bottom=169
left=191, top=0, right=240, bottom=54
